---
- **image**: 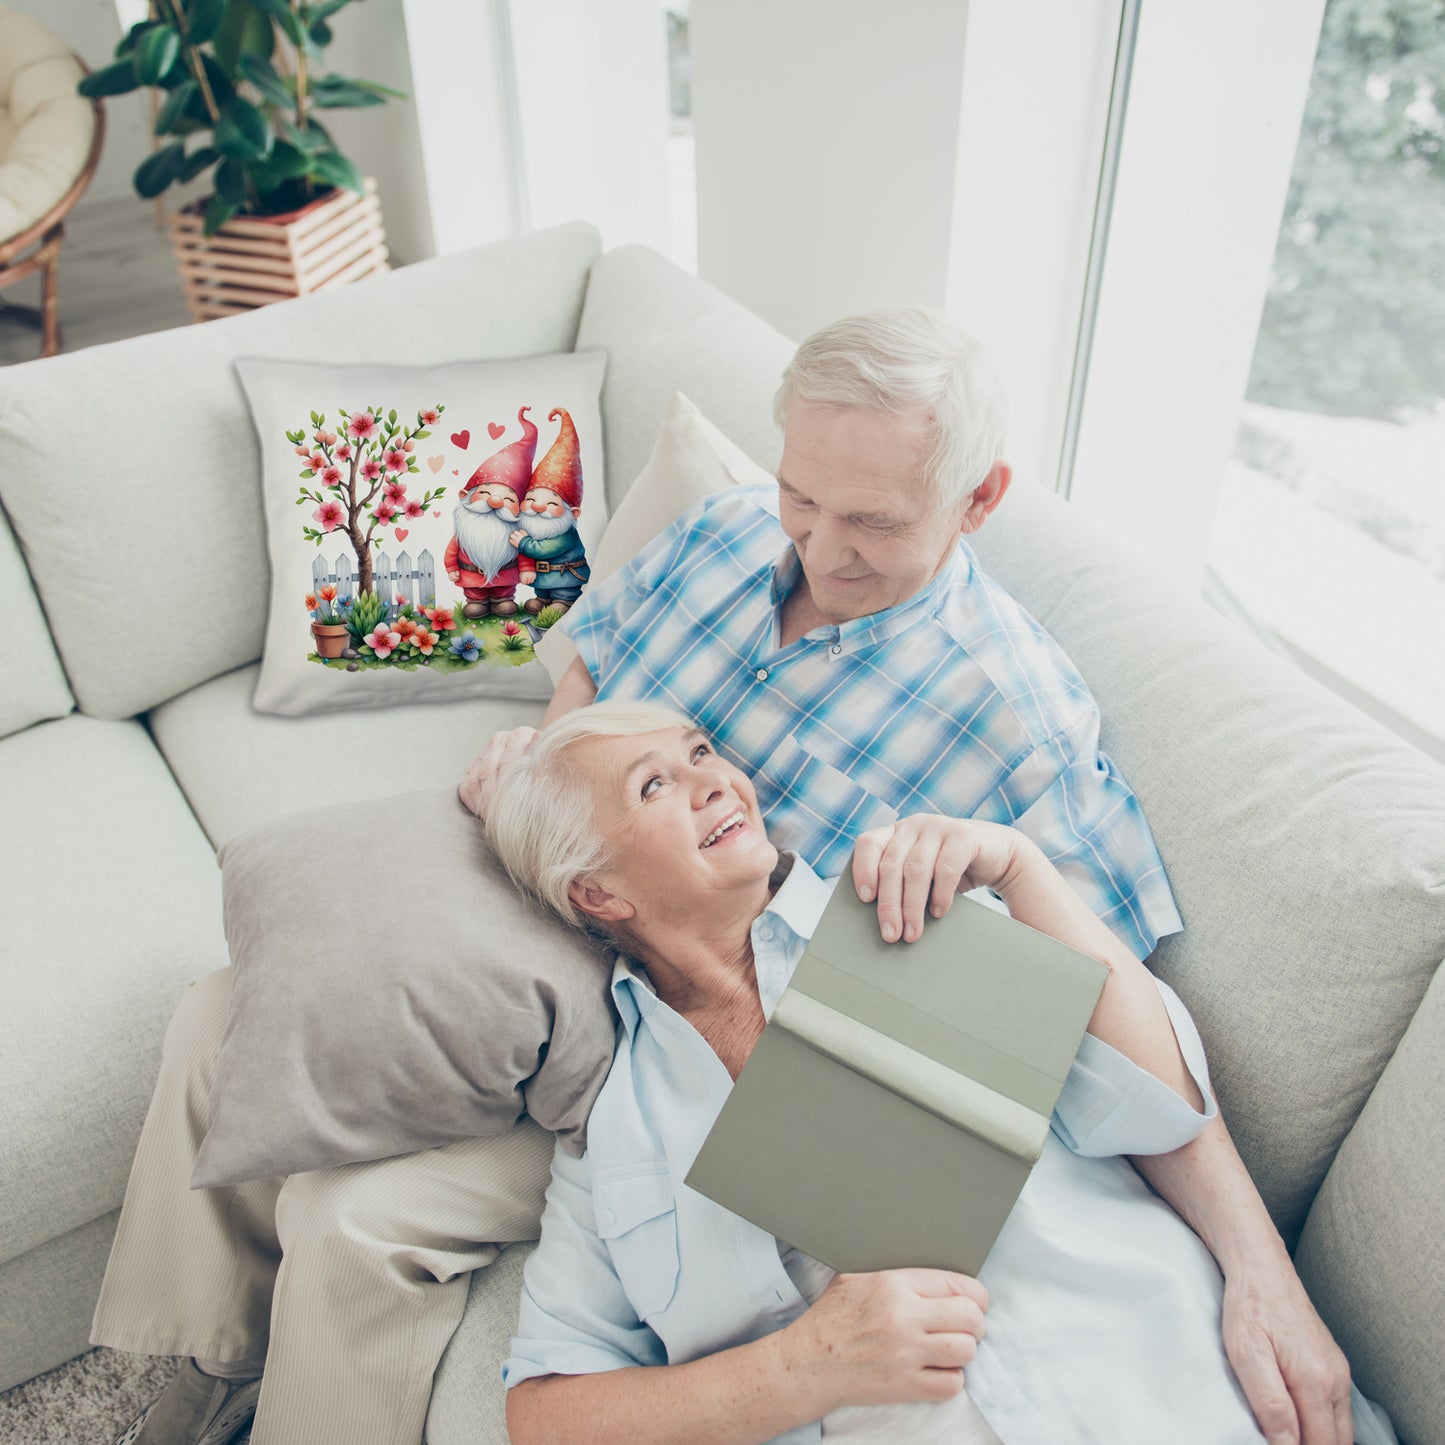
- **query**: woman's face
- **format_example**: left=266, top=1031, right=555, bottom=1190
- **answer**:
left=567, top=726, right=777, bottom=926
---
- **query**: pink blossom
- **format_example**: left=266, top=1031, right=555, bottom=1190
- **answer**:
left=402, top=498, right=424, bottom=519
left=383, top=480, right=408, bottom=506
left=312, top=500, right=344, bottom=532
left=420, top=408, right=440, bottom=426
left=501, top=620, right=522, bottom=637
left=403, top=439, right=415, bottom=453
left=374, top=500, right=397, bottom=524
left=364, top=625, right=402, bottom=659
left=321, top=466, right=342, bottom=487
left=336, top=443, right=352, bottom=461
left=347, top=413, right=377, bottom=441
left=295, top=445, right=310, bottom=457
left=360, top=458, right=383, bottom=482
left=395, top=593, right=408, bottom=606
left=309, top=452, right=327, bottom=470
left=314, top=430, right=337, bottom=447
left=384, top=447, right=408, bottom=473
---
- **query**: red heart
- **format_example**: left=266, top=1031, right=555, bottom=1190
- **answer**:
left=488, top=421, right=505, bottom=440
left=394, top=528, right=409, bottom=542
left=450, top=430, right=470, bottom=449
left=432, top=510, right=441, bottom=517
left=451, top=468, right=459, bottom=475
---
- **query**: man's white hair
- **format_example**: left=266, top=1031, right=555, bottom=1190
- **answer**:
left=774, top=307, right=1008, bottom=512
left=488, top=700, right=696, bottom=930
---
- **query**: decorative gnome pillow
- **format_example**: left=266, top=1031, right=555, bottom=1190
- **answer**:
left=237, top=351, right=607, bottom=717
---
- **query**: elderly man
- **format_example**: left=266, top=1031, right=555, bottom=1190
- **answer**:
left=95, top=310, right=1351, bottom=1445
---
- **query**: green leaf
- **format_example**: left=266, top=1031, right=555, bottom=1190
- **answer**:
left=215, top=95, right=273, bottom=160
left=115, top=20, right=156, bottom=58
left=281, top=115, right=331, bottom=154
left=213, top=0, right=274, bottom=76
left=350, top=78, right=408, bottom=101
left=309, top=148, right=363, bottom=194
left=300, top=468, right=316, bottom=479
left=154, top=79, right=198, bottom=135
left=177, top=144, right=219, bottom=182
left=215, top=155, right=249, bottom=204
left=239, top=52, right=295, bottom=107
left=134, top=25, right=181, bottom=86
left=199, top=52, right=236, bottom=106
left=186, top=0, right=227, bottom=47
left=302, top=0, right=352, bottom=24
left=309, top=75, right=384, bottom=108
left=79, top=59, right=143, bottom=98
left=133, top=142, right=185, bottom=198
left=308, top=19, right=332, bottom=47
left=251, top=140, right=311, bottom=189
left=203, top=192, right=238, bottom=235
left=387, top=408, right=397, bottom=425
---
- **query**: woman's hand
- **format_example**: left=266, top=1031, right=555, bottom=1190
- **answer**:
left=852, top=815, right=1029, bottom=943
left=458, top=726, right=540, bottom=821
left=779, top=1269, right=989, bottom=1412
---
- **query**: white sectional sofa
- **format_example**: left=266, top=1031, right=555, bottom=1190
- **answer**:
left=1, top=222, right=1441, bottom=1443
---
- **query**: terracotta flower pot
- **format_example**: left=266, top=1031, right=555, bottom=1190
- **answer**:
left=311, top=622, right=350, bottom=659
left=165, top=180, right=388, bottom=323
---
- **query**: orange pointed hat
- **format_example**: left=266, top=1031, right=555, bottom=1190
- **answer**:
left=527, top=407, right=583, bottom=510
left=462, top=406, right=538, bottom=500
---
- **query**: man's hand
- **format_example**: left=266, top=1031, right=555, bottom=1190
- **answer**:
left=1221, top=1262, right=1352, bottom=1445
left=447, top=568, right=461, bottom=584
left=509, top=529, right=527, bottom=545
left=519, top=570, right=537, bottom=585
left=459, top=726, right=540, bottom=822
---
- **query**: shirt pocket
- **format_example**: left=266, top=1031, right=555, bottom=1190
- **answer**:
left=593, top=1162, right=681, bottom=1321
left=758, top=731, right=898, bottom=862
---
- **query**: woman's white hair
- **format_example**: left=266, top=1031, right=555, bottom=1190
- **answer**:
left=487, top=700, right=697, bottom=931
left=774, top=307, right=1008, bottom=512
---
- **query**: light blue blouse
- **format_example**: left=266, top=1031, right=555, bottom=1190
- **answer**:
left=504, top=858, right=1268, bottom=1442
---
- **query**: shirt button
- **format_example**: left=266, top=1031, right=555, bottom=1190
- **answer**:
left=756, top=924, right=773, bottom=943
left=755, top=668, right=769, bottom=681
left=830, top=644, right=842, bottom=655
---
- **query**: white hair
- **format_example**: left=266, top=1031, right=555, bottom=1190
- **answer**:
left=487, top=700, right=696, bottom=931
left=774, top=307, right=1008, bottom=511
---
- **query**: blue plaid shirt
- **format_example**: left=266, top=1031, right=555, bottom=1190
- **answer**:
left=562, top=485, right=1180, bottom=959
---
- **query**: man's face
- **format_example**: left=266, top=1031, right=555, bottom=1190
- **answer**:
left=464, top=482, right=520, bottom=520
left=776, top=406, right=972, bottom=623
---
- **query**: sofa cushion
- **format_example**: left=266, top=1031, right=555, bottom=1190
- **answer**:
left=147, top=662, right=543, bottom=851
left=0, top=715, right=227, bottom=1267
left=195, top=791, right=615, bottom=1187
left=0, top=501, right=71, bottom=738
left=1294, top=958, right=1445, bottom=1445
left=235, top=350, right=606, bottom=717
left=575, top=245, right=794, bottom=510
left=968, top=478, right=1445, bottom=1244
left=0, top=222, right=601, bottom=721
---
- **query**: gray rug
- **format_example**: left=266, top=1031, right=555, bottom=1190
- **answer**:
left=0, top=1350, right=199, bottom=1445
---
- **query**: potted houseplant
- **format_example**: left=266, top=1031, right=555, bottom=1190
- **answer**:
left=78, top=0, right=403, bottom=320
left=307, top=583, right=350, bottom=657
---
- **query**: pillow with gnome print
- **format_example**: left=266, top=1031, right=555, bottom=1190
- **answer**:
left=237, top=352, right=606, bottom=716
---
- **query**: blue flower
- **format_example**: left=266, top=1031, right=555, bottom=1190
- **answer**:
left=449, top=631, right=481, bottom=663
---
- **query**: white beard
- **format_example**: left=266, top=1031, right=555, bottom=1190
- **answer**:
left=453, top=499, right=518, bottom=579
left=518, top=510, right=576, bottom=541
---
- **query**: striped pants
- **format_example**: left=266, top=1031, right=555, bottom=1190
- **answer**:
left=90, top=968, right=554, bottom=1445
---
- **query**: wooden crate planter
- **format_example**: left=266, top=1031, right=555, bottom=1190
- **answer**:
left=166, top=179, right=389, bottom=322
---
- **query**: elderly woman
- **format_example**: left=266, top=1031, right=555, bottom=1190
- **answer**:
left=486, top=701, right=1346, bottom=1445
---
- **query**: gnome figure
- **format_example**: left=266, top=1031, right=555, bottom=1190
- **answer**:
left=446, top=406, right=537, bottom=618
left=511, top=407, right=591, bottom=615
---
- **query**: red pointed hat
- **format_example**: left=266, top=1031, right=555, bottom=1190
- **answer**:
left=527, top=407, right=583, bottom=510
left=462, top=406, right=538, bottom=500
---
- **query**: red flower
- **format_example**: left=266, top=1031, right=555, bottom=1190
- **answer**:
left=348, top=413, right=376, bottom=441
left=304, top=592, right=318, bottom=610
left=402, top=498, right=424, bottom=519
left=395, top=592, right=407, bottom=606
left=501, top=620, right=522, bottom=637
left=321, top=465, right=342, bottom=486
left=384, top=447, right=407, bottom=472
left=360, top=458, right=383, bottom=482
left=383, top=480, right=408, bottom=506
left=319, top=583, right=338, bottom=603
left=394, top=616, right=418, bottom=638
left=374, top=500, right=397, bottom=524
left=426, top=606, right=456, bottom=631
left=410, top=626, right=439, bottom=655
left=420, top=408, right=440, bottom=426
left=312, top=500, right=344, bottom=532
left=364, top=624, right=401, bottom=659
left=309, top=452, right=327, bottom=471
left=336, top=443, right=352, bottom=461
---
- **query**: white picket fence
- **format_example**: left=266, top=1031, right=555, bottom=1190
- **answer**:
left=310, top=548, right=438, bottom=619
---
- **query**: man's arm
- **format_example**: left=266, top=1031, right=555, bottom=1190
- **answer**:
left=1131, top=1120, right=1353, bottom=1445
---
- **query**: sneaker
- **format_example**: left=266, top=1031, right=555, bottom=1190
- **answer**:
left=113, top=1359, right=262, bottom=1445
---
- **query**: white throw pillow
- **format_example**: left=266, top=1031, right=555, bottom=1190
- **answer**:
left=238, top=352, right=607, bottom=716
left=536, top=392, right=774, bottom=684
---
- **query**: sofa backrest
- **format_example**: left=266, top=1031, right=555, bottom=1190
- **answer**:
left=0, top=221, right=602, bottom=721
left=0, top=501, right=71, bottom=738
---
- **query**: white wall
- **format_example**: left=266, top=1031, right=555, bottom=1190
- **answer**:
left=690, top=0, right=972, bottom=342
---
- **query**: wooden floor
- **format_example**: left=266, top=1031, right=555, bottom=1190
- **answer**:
left=0, top=195, right=192, bottom=367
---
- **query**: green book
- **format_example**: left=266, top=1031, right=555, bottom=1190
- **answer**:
left=684, top=886, right=1110, bottom=1276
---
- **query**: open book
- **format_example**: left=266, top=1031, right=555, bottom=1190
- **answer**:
left=684, top=884, right=1109, bottom=1275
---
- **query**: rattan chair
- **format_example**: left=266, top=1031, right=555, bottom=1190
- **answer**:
left=0, top=7, right=104, bottom=359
